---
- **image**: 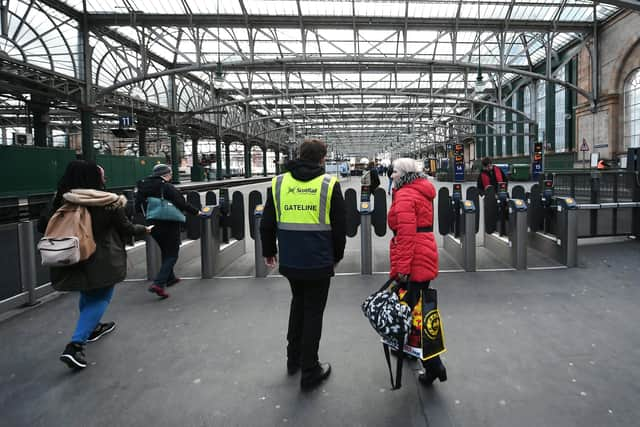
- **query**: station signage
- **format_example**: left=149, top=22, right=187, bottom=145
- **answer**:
left=532, top=142, right=543, bottom=180
left=454, top=143, right=464, bottom=182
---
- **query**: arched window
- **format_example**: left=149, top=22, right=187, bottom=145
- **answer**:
left=523, top=86, right=531, bottom=155
left=555, top=67, right=566, bottom=152
left=624, top=69, right=640, bottom=150
left=536, top=81, right=546, bottom=145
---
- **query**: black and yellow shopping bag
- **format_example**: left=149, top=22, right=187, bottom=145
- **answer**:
left=401, top=288, right=446, bottom=360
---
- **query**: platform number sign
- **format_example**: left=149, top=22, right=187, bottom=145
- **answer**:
left=119, top=116, right=134, bottom=128
left=454, top=143, right=464, bottom=182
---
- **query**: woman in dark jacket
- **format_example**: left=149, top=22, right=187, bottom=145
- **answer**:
left=38, top=160, right=150, bottom=369
left=388, top=158, right=447, bottom=385
left=134, top=164, right=200, bottom=299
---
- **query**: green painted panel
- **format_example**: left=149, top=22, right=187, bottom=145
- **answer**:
left=97, top=155, right=164, bottom=189
left=545, top=153, right=575, bottom=170
left=0, top=148, right=164, bottom=197
left=0, top=145, right=76, bottom=197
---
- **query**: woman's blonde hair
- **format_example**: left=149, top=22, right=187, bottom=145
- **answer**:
left=392, top=158, right=419, bottom=177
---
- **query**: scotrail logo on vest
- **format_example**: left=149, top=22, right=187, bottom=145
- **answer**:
left=287, top=186, right=318, bottom=195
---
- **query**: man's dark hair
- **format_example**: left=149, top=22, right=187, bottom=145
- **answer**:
left=481, top=157, right=492, bottom=167
left=299, top=138, right=327, bottom=163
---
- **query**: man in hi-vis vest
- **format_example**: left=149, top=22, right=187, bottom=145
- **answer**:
left=260, top=138, right=346, bottom=391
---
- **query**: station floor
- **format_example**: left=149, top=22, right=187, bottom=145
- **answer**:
left=1, top=178, right=639, bottom=427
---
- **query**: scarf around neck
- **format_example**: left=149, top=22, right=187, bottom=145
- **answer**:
left=62, top=189, right=127, bottom=210
left=395, top=172, right=427, bottom=190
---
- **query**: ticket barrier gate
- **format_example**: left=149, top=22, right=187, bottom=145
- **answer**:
left=345, top=183, right=387, bottom=275
left=145, top=189, right=244, bottom=280
left=527, top=180, right=578, bottom=267
left=483, top=186, right=528, bottom=270
left=219, top=188, right=231, bottom=244
left=528, top=197, right=578, bottom=268
left=496, top=182, right=509, bottom=236
left=248, top=189, right=268, bottom=278
left=528, top=180, right=554, bottom=234
left=438, top=185, right=477, bottom=271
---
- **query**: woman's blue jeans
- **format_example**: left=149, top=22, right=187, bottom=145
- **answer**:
left=71, top=286, right=115, bottom=344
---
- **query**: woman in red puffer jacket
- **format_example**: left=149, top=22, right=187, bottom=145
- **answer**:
left=388, top=157, right=446, bottom=386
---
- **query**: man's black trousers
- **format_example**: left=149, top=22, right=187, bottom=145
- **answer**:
left=286, top=277, right=331, bottom=373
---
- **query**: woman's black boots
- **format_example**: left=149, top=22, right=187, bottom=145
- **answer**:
left=418, top=357, right=447, bottom=385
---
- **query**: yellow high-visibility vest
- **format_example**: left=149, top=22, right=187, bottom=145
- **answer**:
left=272, top=172, right=337, bottom=231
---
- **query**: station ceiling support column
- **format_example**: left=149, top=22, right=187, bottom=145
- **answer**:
left=138, top=125, right=147, bottom=156
left=81, top=107, right=95, bottom=161
left=31, top=100, right=49, bottom=147
left=224, top=141, right=231, bottom=178
left=262, top=146, right=268, bottom=176
left=215, top=89, right=223, bottom=181
left=168, top=126, right=180, bottom=184
left=191, top=134, right=199, bottom=166
left=191, top=134, right=204, bottom=182
left=167, top=71, right=181, bottom=183
left=79, top=0, right=94, bottom=161
left=244, top=142, right=252, bottom=178
left=244, top=105, right=251, bottom=178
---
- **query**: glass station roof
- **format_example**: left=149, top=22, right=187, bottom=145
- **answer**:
left=0, top=0, right=628, bottom=152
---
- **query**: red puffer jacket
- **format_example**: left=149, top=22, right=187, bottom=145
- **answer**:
left=388, top=177, right=439, bottom=282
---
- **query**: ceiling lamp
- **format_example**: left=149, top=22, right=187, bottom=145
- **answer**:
left=473, top=0, right=486, bottom=95
left=214, top=61, right=225, bottom=85
left=475, top=70, right=486, bottom=93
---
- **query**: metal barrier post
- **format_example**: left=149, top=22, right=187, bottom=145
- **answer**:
left=360, top=201, right=373, bottom=275
left=145, top=234, right=162, bottom=281
left=17, top=220, right=39, bottom=306
left=509, top=199, right=528, bottom=270
left=253, top=205, right=267, bottom=278
left=200, top=206, right=220, bottom=279
left=462, top=201, right=476, bottom=272
left=557, top=197, right=578, bottom=267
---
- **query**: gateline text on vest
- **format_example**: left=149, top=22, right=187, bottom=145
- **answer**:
left=283, top=204, right=317, bottom=211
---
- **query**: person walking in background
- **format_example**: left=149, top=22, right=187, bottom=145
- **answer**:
left=387, top=163, right=394, bottom=195
left=260, top=138, right=347, bottom=391
left=38, top=160, right=151, bottom=369
left=365, top=161, right=381, bottom=192
left=476, top=157, right=508, bottom=196
left=388, top=158, right=447, bottom=385
left=135, top=164, right=200, bottom=299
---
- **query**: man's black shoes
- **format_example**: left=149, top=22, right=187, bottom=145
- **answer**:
left=287, top=361, right=300, bottom=375
left=300, top=363, right=331, bottom=390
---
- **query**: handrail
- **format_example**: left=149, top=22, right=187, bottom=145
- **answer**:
left=576, top=202, right=640, bottom=210
left=0, top=176, right=274, bottom=223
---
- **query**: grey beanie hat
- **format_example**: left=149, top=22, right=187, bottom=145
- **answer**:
left=152, top=163, right=172, bottom=177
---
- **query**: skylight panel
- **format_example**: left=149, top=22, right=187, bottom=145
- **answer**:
left=408, top=2, right=457, bottom=19
left=300, top=1, right=352, bottom=16
left=245, top=0, right=298, bottom=15
left=354, top=2, right=405, bottom=18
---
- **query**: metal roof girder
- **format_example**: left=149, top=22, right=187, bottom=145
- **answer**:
left=86, top=14, right=598, bottom=33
